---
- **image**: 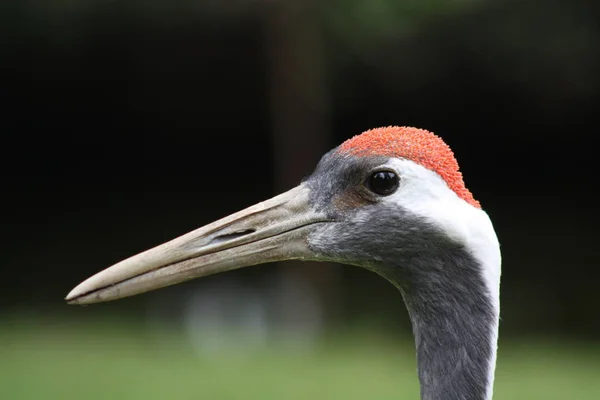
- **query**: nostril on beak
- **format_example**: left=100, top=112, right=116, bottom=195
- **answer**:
left=210, top=229, right=256, bottom=245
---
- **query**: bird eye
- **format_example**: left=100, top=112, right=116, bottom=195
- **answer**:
left=367, top=170, right=399, bottom=196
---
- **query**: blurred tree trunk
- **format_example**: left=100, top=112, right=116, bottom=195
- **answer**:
left=263, top=0, right=341, bottom=339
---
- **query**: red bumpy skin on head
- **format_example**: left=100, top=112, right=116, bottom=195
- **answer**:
left=338, top=126, right=481, bottom=209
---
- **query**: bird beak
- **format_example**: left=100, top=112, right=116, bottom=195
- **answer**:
left=66, top=185, right=329, bottom=305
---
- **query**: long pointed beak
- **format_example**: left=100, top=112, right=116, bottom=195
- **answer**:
left=66, top=185, right=329, bottom=305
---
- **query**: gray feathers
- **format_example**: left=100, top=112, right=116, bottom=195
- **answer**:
left=304, top=152, right=496, bottom=400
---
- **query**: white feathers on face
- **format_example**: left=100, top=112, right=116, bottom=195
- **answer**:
left=380, top=158, right=502, bottom=307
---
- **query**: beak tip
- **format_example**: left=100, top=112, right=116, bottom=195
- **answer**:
left=65, top=282, right=95, bottom=305
left=65, top=277, right=124, bottom=306
left=65, top=292, right=97, bottom=306
left=65, top=271, right=112, bottom=305
left=65, top=288, right=82, bottom=305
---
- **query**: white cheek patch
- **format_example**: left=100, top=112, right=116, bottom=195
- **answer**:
left=384, top=159, right=472, bottom=242
left=383, top=158, right=501, bottom=301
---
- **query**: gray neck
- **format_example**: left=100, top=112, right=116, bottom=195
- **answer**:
left=397, top=251, right=498, bottom=400
left=408, top=285, right=497, bottom=399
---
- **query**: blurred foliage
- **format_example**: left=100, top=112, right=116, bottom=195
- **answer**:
left=319, top=0, right=482, bottom=45
left=2, top=317, right=600, bottom=400
left=14, top=0, right=484, bottom=37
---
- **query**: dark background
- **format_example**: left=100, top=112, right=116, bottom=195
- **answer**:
left=2, top=0, right=599, bottom=341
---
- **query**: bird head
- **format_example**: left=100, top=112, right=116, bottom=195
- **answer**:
left=66, top=126, right=499, bottom=305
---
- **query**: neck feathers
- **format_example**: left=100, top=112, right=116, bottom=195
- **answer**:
left=406, top=257, right=498, bottom=400
left=385, top=244, right=500, bottom=400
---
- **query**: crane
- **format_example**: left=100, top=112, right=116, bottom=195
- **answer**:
left=66, top=126, right=501, bottom=400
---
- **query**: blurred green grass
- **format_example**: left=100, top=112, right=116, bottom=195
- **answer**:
left=1, top=317, right=599, bottom=400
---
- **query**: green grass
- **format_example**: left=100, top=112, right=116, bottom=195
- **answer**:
left=1, top=317, right=599, bottom=399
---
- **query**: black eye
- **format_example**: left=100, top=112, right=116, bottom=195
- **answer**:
left=368, top=170, right=399, bottom=196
